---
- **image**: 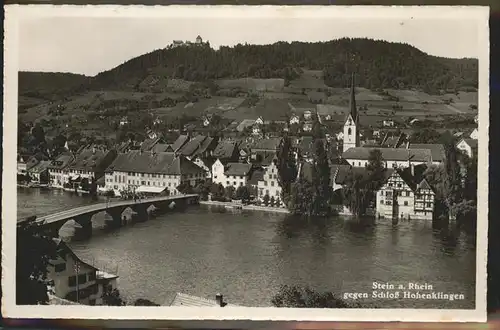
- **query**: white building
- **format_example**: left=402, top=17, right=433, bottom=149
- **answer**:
left=469, top=127, right=479, bottom=140
left=211, top=159, right=253, bottom=189
left=257, top=159, right=284, bottom=206
left=66, top=146, right=117, bottom=189
left=342, top=144, right=445, bottom=169
left=342, top=73, right=360, bottom=153
left=48, top=153, right=75, bottom=188
left=48, top=239, right=119, bottom=306
left=289, top=115, right=300, bottom=125
left=456, top=138, right=478, bottom=158
left=375, top=165, right=435, bottom=220
left=104, top=151, right=206, bottom=195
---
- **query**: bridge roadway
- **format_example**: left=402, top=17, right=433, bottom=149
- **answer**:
left=20, top=194, right=200, bottom=237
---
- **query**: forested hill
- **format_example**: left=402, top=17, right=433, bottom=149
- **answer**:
left=19, top=72, right=89, bottom=100
left=20, top=38, right=478, bottom=97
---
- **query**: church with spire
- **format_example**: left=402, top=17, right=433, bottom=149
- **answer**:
left=342, top=73, right=360, bottom=153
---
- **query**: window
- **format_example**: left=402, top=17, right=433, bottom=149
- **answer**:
left=266, top=189, right=269, bottom=195
left=68, top=276, right=76, bottom=287
left=55, top=263, right=66, bottom=273
left=271, top=181, right=275, bottom=187
left=264, top=181, right=268, bottom=186
left=233, top=181, right=236, bottom=186
left=78, top=274, right=87, bottom=284
left=426, top=202, right=432, bottom=208
left=397, top=183, right=402, bottom=188
left=404, top=201, right=408, bottom=206
left=88, top=272, right=96, bottom=281
left=380, top=199, right=384, bottom=204
left=226, top=181, right=229, bottom=185
left=348, top=128, right=352, bottom=135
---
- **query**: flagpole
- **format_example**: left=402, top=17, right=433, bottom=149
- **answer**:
left=75, top=261, right=79, bottom=303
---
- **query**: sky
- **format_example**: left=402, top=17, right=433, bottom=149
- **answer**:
left=18, top=13, right=481, bottom=76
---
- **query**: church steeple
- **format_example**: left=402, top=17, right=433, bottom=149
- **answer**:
left=342, top=72, right=360, bottom=153
left=349, top=72, right=358, bottom=123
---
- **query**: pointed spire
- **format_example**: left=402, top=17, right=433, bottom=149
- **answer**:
left=349, top=72, right=357, bottom=123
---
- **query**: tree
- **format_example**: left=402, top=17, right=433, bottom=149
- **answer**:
left=16, top=216, right=59, bottom=305
left=366, top=149, right=386, bottom=190
left=310, top=120, right=332, bottom=216
left=176, top=182, right=194, bottom=194
left=224, top=186, right=235, bottom=200
left=271, top=285, right=360, bottom=308
left=270, top=196, right=276, bottom=207
left=210, top=183, right=225, bottom=201
left=235, top=185, right=251, bottom=202
left=263, top=194, right=270, bottom=206
left=276, top=135, right=298, bottom=205
left=341, top=172, right=372, bottom=216
left=287, top=177, right=314, bottom=216
left=102, top=288, right=126, bottom=306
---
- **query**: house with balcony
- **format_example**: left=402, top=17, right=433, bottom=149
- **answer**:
left=47, top=239, right=119, bottom=306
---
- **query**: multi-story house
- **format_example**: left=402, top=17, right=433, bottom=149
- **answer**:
left=48, top=239, right=119, bottom=306
left=375, top=164, right=435, bottom=220
left=104, top=151, right=206, bottom=195
left=456, top=138, right=478, bottom=158
left=211, top=159, right=253, bottom=189
left=48, top=152, right=75, bottom=188
left=256, top=159, right=284, bottom=206
left=66, top=146, right=117, bottom=189
left=28, top=160, right=51, bottom=184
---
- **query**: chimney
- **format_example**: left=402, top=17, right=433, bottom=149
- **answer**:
left=215, top=293, right=224, bottom=307
left=411, top=164, right=415, bottom=176
left=92, top=146, right=96, bottom=154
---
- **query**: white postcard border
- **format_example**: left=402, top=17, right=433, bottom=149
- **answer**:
left=2, top=4, right=490, bottom=322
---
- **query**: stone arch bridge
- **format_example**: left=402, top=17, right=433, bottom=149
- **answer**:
left=20, top=194, right=200, bottom=239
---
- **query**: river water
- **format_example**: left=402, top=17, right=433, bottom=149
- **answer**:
left=17, top=188, right=476, bottom=308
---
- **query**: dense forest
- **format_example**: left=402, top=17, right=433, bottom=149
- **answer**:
left=18, top=72, right=89, bottom=100
left=19, top=38, right=478, bottom=98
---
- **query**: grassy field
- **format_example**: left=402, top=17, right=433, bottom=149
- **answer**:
left=19, top=70, right=478, bottom=138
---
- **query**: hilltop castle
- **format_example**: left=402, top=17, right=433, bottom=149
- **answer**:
left=168, top=35, right=209, bottom=49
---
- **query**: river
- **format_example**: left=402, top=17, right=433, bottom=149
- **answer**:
left=17, top=188, right=476, bottom=309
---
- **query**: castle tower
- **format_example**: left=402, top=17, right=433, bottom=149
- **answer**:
left=342, top=73, right=360, bottom=153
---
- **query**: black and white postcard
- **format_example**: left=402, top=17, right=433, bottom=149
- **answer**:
left=2, top=5, right=490, bottom=322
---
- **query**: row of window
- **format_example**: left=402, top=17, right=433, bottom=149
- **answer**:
left=227, top=181, right=244, bottom=187
left=68, top=271, right=97, bottom=287
left=259, top=188, right=280, bottom=197
left=381, top=200, right=433, bottom=208
left=65, top=283, right=99, bottom=301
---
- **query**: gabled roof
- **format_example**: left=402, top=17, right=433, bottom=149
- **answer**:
left=151, top=143, right=173, bottom=153
left=224, top=163, right=253, bottom=176
left=172, top=135, right=190, bottom=151
left=236, top=119, right=257, bottom=132
left=408, top=143, right=446, bottom=162
left=460, top=138, right=478, bottom=149
left=29, top=160, right=51, bottom=173
left=48, top=153, right=75, bottom=170
left=141, top=137, right=164, bottom=151
left=178, top=135, right=215, bottom=158
left=213, top=141, right=238, bottom=160
left=252, top=137, right=282, bottom=151
left=394, top=164, right=432, bottom=192
left=67, top=147, right=111, bottom=171
left=342, top=147, right=432, bottom=162
left=106, top=151, right=205, bottom=176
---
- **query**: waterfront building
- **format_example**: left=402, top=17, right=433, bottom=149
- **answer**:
left=28, top=160, right=51, bottom=184
left=65, top=146, right=117, bottom=189
left=375, top=164, right=435, bottom=220
left=456, top=138, right=478, bottom=158
left=104, top=150, right=206, bottom=195
left=256, top=158, right=284, bottom=206
left=47, top=239, right=119, bottom=306
left=342, top=73, right=360, bottom=153
left=17, top=154, right=40, bottom=176
left=48, top=152, right=75, bottom=188
left=211, top=159, right=253, bottom=189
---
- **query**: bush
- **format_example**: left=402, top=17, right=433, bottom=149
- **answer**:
left=263, top=194, right=270, bottom=206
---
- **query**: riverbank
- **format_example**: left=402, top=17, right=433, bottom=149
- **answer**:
left=200, top=200, right=290, bottom=214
